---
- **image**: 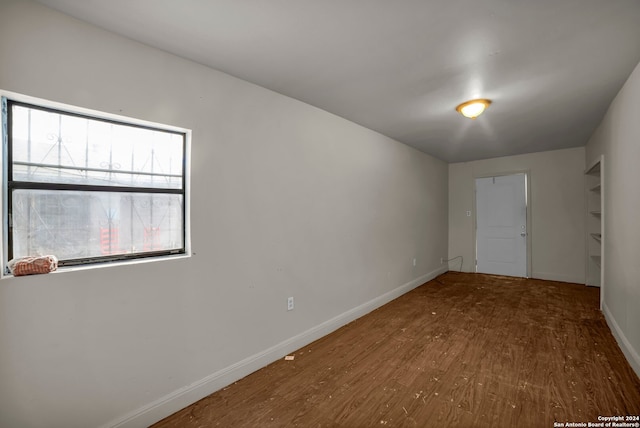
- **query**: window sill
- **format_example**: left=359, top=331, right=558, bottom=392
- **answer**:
left=2, top=252, right=191, bottom=279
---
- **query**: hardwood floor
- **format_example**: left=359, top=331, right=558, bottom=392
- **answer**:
left=152, top=272, right=640, bottom=427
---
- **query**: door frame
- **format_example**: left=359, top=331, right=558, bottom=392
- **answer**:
left=473, top=170, right=532, bottom=278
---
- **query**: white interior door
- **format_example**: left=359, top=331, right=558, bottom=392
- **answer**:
left=476, top=174, right=527, bottom=277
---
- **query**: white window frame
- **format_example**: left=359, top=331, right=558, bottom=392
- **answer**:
left=1, top=90, right=191, bottom=277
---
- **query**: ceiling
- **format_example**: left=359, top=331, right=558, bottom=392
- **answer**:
left=35, top=0, right=640, bottom=162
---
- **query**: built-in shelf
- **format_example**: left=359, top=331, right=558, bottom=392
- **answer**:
left=585, top=155, right=603, bottom=306
left=585, top=161, right=601, bottom=176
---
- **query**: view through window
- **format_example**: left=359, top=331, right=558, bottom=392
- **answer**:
left=3, top=98, right=187, bottom=270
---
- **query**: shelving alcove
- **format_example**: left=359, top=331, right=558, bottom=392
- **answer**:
left=585, top=155, right=604, bottom=308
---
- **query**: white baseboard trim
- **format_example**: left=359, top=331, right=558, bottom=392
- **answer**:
left=103, top=265, right=448, bottom=428
left=602, top=301, right=640, bottom=379
left=531, top=271, right=585, bottom=284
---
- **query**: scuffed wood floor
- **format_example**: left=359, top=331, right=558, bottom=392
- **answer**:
left=152, top=272, right=640, bottom=427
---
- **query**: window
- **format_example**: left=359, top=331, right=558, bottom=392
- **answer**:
left=2, top=95, right=189, bottom=273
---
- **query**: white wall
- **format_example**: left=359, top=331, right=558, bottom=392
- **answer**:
left=586, top=61, right=640, bottom=377
left=448, top=147, right=586, bottom=283
left=0, top=1, right=449, bottom=427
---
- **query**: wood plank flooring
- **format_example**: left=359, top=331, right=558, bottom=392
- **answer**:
left=152, top=272, right=640, bottom=427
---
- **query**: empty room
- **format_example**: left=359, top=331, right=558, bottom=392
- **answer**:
left=1, top=0, right=639, bottom=427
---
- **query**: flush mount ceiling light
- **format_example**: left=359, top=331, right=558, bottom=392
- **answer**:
left=455, top=98, right=492, bottom=119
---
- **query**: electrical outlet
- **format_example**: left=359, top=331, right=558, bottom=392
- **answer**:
left=440, top=258, right=445, bottom=264
left=413, top=258, right=416, bottom=266
left=287, top=296, right=294, bottom=311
